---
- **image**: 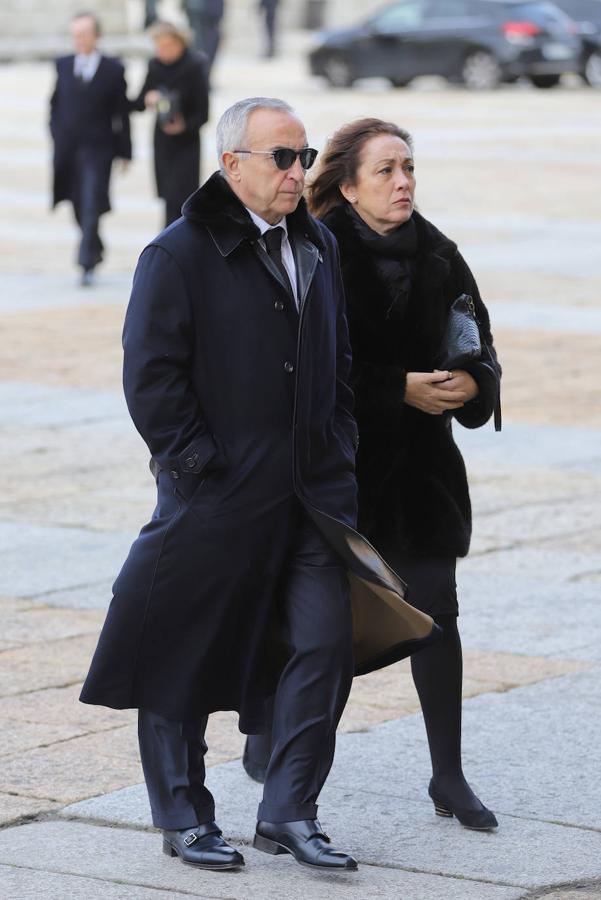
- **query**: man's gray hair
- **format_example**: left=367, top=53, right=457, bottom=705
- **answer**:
left=216, top=97, right=296, bottom=172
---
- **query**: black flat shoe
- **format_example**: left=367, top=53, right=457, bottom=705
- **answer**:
left=163, top=821, right=245, bottom=869
left=242, top=735, right=269, bottom=784
left=254, top=819, right=358, bottom=870
left=428, top=779, right=498, bottom=831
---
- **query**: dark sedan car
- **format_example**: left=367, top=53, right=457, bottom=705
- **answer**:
left=309, top=0, right=581, bottom=88
left=553, top=0, right=601, bottom=84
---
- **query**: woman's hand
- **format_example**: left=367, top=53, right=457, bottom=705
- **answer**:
left=438, top=369, right=479, bottom=404
left=405, top=371, right=468, bottom=415
left=161, top=115, right=186, bottom=135
left=144, top=90, right=161, bottom=108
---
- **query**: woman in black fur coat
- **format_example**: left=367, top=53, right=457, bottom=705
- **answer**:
left=244, top=118, right=501, bottom=831
left=311, top=117, right=501, bottom=830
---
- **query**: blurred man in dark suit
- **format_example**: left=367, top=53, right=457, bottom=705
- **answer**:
left=50, top=11, right=131, bottom=286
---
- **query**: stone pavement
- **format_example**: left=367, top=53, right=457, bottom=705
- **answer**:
left=1, top=34, right=600, bottom=899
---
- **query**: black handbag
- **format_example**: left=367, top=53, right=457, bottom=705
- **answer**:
left=436, top=293, right=481, bottom=370
left=436, top=293, right=502, bottom=431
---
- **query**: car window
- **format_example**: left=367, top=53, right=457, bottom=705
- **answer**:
left=510, top=2, right=575, bottom=26
left=371, top=1, right=425, bottom=31
left=426, top=0, right=472, bottom=17
left=554, top=0, right=601, bottom=24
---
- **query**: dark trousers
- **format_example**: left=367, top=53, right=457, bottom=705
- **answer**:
left=72, top=147, right=111, bottom=272
left=188, top=13, right=221, bottom=74
left=138, top=511, right=353, bottom=828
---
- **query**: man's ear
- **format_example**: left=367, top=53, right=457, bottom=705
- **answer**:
left=221, top=151, right=242, bottom=182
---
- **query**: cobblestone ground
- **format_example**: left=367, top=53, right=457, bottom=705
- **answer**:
left=1, top=35, right=600, bottom=899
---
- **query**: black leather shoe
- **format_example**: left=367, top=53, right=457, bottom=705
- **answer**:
left=162, top=821, right=244, bottom=869
left=254, top=819, right=358, bottom=870
left=428, top=779, right=498, bottom=831
left=242, top=735, right=269, bottom=784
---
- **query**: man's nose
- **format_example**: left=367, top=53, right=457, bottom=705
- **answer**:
left=288, top=156, right=306, bottom=180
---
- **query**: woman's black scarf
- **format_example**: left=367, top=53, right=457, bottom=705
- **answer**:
left=346, top=205, right=419, bottom=319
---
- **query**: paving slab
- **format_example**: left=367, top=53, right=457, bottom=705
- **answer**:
left=0, top=821, right=526, bottom=900
left=0, top=865, right=198, bottom=900
left=0, top=794, right=60, bottom=827
left=0, top=382, right=126, bottom=427
left=455, top=422, right=601, bottom=475
left=0, top=635, right=100, bottom=697
left=461, top=546, right=601, bottom=584
left=0, top=719, right=87, bottom=756
left=0, top=684, right=133, bottom=729
left=0, top=522, right=133, bottom=599
left=0, top=606, right=103, bottom=645
left=457, top=569, right=601, bottom=660
left=1, top=733, right=143, bottom=804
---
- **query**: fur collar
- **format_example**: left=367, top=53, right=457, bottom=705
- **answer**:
left=182, top=171, right=325, bottom=256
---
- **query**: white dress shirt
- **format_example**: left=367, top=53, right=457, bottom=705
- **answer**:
left=246, top=207, right=298, bottom=309
left=74, top=50, right=101, bottom=82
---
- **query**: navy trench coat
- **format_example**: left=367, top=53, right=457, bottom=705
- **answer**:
left=80, top=173, right=438, bottom=730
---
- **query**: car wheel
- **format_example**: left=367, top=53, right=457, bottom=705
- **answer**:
left=462, top=51, right=501, bottom=89
left=322, top=55, right=354, bottom=88
left=530, top=74, right=561, bottom=88
left=390, top=78, right=410, bottom=88
left=584, top=51, right=601, bottom=87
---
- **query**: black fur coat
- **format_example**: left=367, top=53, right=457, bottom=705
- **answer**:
left=322, top=205, right=501, bottom=559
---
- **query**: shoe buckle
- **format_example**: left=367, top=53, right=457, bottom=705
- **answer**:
left=184, top=832, right=198, bottom=847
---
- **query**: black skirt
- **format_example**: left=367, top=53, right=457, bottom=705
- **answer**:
left=380, top=546, right=458, bottom=617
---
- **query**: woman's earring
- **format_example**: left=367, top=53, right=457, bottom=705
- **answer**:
left=349, top=197, right=357, bottom=203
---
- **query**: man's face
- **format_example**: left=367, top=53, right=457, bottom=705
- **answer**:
left=224, top=109, right=309, bottom=225
left=70, top=16, right=98, bottom=55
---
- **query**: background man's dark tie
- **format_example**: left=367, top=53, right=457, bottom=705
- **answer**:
left=264, top=226, right=294, bottom=300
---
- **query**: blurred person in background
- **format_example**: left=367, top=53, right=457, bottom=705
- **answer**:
left=131, top=21, right=209, bottom=227
left=49, top=11, right=131, bottom=286
left=144, top=0, right=159, bottom=28
left=245, top=117, right=502, bottom=833
left=259, top=0, right=280, bottom=58
left=182, top=0, right=224, bottom=81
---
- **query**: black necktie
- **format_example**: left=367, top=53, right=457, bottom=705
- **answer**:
left=263, top=227, right=294, bottom=300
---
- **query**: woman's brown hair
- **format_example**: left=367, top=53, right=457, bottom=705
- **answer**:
left=307, top=118, right=413, bottom=219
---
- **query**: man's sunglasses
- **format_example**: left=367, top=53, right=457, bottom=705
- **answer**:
left=233, top=147, right=318, bottom=171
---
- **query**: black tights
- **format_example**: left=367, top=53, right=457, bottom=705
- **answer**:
left=411, top=613, right=481, bottom=810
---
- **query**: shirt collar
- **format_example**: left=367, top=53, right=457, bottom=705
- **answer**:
left=75, top=50, right=101, bottom=70
left=245, top=207, right=288, bottom=241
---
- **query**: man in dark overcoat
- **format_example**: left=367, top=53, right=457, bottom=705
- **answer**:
left=50, top=12, right=131, bottom=286
left=80, top=97, right=439, bottom=872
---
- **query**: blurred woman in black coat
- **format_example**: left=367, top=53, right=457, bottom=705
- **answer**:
left=132, top=22, right=209, bottom=226
left=244, top=117, right=502, bottom=831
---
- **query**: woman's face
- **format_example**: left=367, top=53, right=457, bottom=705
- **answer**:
left=154, top=34, right=186, bottom=65
left=341, top=134, right=416, bottom=235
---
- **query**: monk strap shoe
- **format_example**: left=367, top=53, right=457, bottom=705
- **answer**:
left=254, top=819, right=358, bottom=870
left=162, top=821, right=244, bottom=869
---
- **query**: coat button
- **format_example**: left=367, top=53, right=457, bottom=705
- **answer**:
left=184, top=453, right=198, bottom=468
left=283, top=360, right=294, bottom=373
left=170, top=469, right=180, bottom=480
left=274, top=300, right=284, bottom=311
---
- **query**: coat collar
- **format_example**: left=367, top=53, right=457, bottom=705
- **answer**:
left=182, top=171, right=325, bottom=259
